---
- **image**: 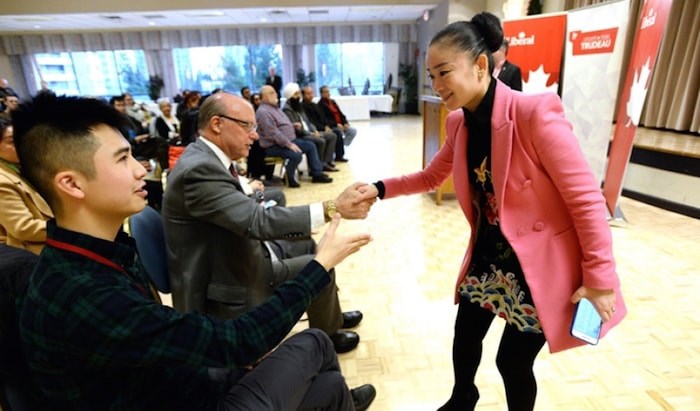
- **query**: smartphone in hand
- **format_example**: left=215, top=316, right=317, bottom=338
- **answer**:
left=570, top=298, right=602, bottom=345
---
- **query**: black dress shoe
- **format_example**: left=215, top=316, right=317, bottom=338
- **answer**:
left=351, top=384, right=376, bottom=411
left=287, top=180, right=301, bottom=188
left=311, top=174, right=333, bottom=183
left=342, top=310, right=363, bottom=329
left=335, top=157, right=349, bottom=162
left=330, top=331, right=359, bottom=353
left=323, top=164, right=340, bottom=172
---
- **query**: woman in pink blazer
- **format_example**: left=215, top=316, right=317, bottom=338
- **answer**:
left=358, top=12, right=625, bottom=411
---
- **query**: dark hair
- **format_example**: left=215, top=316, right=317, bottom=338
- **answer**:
left=12, top=93, right=126, bottom=214
left=502, top=39, right=509, bottom=53
left=430, top=12, right=503, bottom=69
left=240, top=86, right=250, bottom=95
left=319, top=85, right=329, bottom=95
left=109, top=94, right=126, bottom=106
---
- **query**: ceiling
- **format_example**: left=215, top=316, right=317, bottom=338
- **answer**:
left=0, top=5, right=436, bottom=34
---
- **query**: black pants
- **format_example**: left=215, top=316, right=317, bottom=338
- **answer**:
left=216, top=329, right=353, bottom=410
left=440, top=297, right=546, bottom=411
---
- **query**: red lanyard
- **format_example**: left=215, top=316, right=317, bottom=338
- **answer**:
left=47, top=238, right=148, bottom=297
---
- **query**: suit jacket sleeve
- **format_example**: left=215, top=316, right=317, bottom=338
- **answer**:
left=181, top=159, right=311, bottom=240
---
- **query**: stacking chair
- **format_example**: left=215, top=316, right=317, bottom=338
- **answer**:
left=129, top=206, right=170, bottom=293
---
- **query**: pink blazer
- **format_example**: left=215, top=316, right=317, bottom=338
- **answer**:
left=383, top=81, right=625, bottom=353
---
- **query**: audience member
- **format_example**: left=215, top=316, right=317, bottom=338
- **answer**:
left=164, top=92, right=371, bottom=354
left=111, top=94, right=169, bottom=171
left=0, top=78, right=17, bottom=100
left=124, top=92, right=151, bottom=129
left=492, top=40, right=523, bottom=91
left=176, top=90, right=201, bottom=122
left=0, top=95, right=18, bottom=120
left=153, top=98, right=180, bottom=143
left=302, top=86, right=348, bottom=162
left=256, top=85, right=332, bottom=187
left=318, top=85, right=357, bottom=151
left=251, top=93, right=262, bottom=111
left=265, top=67, right=283, bottom=105
left=282, top=83, right=338, bottom=172
left=0, top=119, right=53, bottom=254
left=240, top=86, right=251, bottom=101
left=14, top=93, right=376, bottom=410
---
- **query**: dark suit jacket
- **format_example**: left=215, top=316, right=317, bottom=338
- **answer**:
left=318, top=98, right=348, bottom=126
left=162, top=138, right=312, bottom=319
left=497, top=60, right=523, bottom=91
left=265, top=75, right=282, bottom=98
left=303, top=101, right=334, bottom=131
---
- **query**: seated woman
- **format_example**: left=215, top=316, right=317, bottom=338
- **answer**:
left=154, top=99, right=180, bottom=143
left=0, top=119, right=53, bottom=254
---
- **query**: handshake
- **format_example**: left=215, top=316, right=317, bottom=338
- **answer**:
left=329, top=182, right=382, bottom=220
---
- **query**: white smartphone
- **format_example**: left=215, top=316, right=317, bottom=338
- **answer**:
left=570, top=298, right=602, bottom=345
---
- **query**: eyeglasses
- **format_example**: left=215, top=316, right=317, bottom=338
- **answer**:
left=217, top=114, right=257, bottom=132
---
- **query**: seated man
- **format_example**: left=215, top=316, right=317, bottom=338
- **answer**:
left=13, top=93, right=376, bottom=410
left=302, top=86, right=347, bottom=162
left=317, top=85, right=358, bottom=151
left=0, top=119, right=53, bottom=255
left=163, top=92, right=371, bottom=353
left=282, top=83, right=338, bottom=172
left=111, top=94, right=169, bottom=171
left=256, top=85, right=332, bottom=188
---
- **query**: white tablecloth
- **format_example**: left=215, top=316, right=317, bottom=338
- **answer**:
left=331, top=95, right=394, bottom=121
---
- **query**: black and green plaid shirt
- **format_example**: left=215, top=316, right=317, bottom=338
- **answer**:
left=19, top=221, right=330, bottom=410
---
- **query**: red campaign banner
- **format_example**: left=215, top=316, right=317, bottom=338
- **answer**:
left=569, top=28, right=619, bottom=55
left=503, top=14, right=567, bottom=93
left=602, top=0, right=673, bottom=215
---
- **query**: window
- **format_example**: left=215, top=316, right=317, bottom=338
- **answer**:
left=33, top=50, right=149, bottom=99
left=315, top=43, right=385, bottom=95
left=172, top=45, right=283, bottom=93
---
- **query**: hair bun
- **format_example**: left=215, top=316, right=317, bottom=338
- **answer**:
left=471, top=12, right=504, bottom=53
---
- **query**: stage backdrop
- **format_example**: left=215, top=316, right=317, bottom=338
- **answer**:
left=562, top=0, right=630, bottom=184
left=503, top=13, right=567, bottom=94
left=603, top=0, right=673, bottom=215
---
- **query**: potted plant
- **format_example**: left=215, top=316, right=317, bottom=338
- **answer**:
left=399, top=63, right=418, bottom=114
left=148, top=75, right=164, bottom=102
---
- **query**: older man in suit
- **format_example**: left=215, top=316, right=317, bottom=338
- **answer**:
left=162, top=92, right=372, bottom=353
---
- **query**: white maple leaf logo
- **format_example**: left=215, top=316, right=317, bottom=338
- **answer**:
left=522, top=65, right=558, bottom=94
left=625, top=58, right=652, bottom=126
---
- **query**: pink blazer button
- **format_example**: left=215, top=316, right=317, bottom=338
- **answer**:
left=533, top=222, right=544, bottom=231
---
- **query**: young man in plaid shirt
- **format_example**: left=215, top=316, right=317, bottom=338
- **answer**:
left=13, top=94, right=376, bottom=410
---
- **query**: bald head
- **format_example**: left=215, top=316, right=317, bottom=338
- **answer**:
left=198, top=92, right=253, bottom=132
left=198, top=92, right=258, bottom=160
left=259, top=85, right=278, bottom=105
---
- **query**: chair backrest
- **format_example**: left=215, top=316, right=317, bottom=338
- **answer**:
left=129, top=206, right=170, bottom=293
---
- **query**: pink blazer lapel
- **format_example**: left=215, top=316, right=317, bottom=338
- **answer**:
left=490, top=82, right=515, bottom=217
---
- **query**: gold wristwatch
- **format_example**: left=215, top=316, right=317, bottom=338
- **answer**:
left=324, top=200, right=338, bottom=222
